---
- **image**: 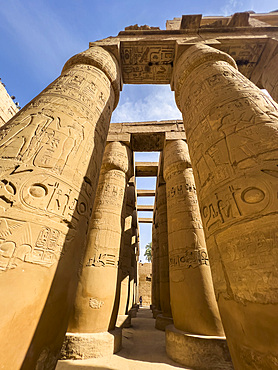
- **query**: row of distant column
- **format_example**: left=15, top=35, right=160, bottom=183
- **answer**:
left=0, top=40, right=277, bottom=370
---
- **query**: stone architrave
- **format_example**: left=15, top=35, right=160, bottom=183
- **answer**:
left=63, top=141, right=132, bottom=359
left=155, top=183, right=173, bottom=330
left=0, top=46, right=120, bottom=370
left=261, top=41, right=278, bottom=103
left=164, top=139, right=232, bottom=369
left=117, top=183, right=135, bottom=327
left=173, top=43, right=278, bottom=369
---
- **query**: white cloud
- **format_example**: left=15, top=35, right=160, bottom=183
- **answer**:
left=112, top=85, right=182, bottom=123
left=220, top=0, right=244, bottom=16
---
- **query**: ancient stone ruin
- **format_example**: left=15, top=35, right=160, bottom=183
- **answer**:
left=0, top=11, right=278, bottom=370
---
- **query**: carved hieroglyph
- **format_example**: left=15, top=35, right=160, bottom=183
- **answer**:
left=173, top=43, right=278, bottom=369
left=156, top=183, right=172, bottom=318
left=120, top=41, right=175, bottom=84
left=68, top=141, right=132, bottom=334
left=163, top=139, right=224, bottom=336
left=0, top=46, right=121, bottom=370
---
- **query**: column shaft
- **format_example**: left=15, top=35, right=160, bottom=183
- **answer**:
left=155, top=182, right=172, bottom=330
left=68, top=141, right=131, bottom=334
left=117, top=184, right=134, bottom=326
left=0, top=46, right=120, bottom=369
left=164, top=139, right=223, bottom=336
left=173, top=43, right=278, bottom=369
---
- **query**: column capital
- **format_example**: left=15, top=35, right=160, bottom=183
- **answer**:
left=172, top=43, right=237, bottom=110
left=101, top=141, right=132, bottom=179
left=164, top=139, right=191, bottom=181
left=62, top=46, right=121, bottom=109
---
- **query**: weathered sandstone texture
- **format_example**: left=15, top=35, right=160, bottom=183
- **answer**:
left=163, top=139, right=231, bottom=368
left=64, top=141, right=131, bottom=358
left=138, top=263, right=152, bottom=306
left=0, top=46, right=120, bottom=369
left=173, top=43, right=278, bottom=369
left=155, top=182, right=172, bottom=331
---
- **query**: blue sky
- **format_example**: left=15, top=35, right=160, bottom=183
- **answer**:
left=0, top=0, right=277, bottom=261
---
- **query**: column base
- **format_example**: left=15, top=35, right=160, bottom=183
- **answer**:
left=116, top=314, right=131, bottom=328
left=60, top=328, right=122, bottom=360
left=133, top=304, right=139, bottom=311
left=166, top=325, right=233, bottom=370
left=152, top=309, right=162, bottom=318
left=155, top=314, right=173, bottom=331
left=129, top=307, right=137, bottom=318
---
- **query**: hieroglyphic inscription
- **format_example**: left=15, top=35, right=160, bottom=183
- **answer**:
left=169, top=248, right=209, bottom=269
left=201, top=179, right=271, bottom=234
left=0, top=219, right=64, bottom=271
left=86, top=253, right=117, bottom=267
left=218, top=39, right=267, bottom=79
left=121, top=42, right=175, bottom=84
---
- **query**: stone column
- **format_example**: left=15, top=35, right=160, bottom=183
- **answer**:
left=173, top=43, right=278, bottom=369
left=129, top=208, right=139, bottom=316
left=164, top=139, right=232, bottom=369
left=117, top=183, right=135, bottom=328
left=155, top=183, right=173, bottom=331
left=0, top=46, right=120, bottom=369
left=133, top=214, right=140, bottom=309
left=261, top=40, right=278, bottom=103
left=152, top=209, right=161, bottom=318
left=63, top=141, right=131, bottom=359
left=151, top=223, right=157, bottom=311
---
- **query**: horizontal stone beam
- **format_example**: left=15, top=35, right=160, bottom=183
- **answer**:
left=135, top=162, right=158, bottom=177
left=107, top=120, right=185, bottom=151
left=137, top=189, right=155, bottom=197
left=138, top=218, right=153, bottom=223
left=137, top=205, right=154, bottom=212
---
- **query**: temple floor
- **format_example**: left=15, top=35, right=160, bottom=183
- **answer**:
left=56, top=306, right=189, bottom=370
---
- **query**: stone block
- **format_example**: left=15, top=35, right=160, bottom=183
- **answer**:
left=166, top=325, right=233, bottom=370
left=60, top=328, right=122, bottom=360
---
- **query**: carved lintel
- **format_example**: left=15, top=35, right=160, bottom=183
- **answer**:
left=165, top=131, right=186, bottom=141
left=106, top=133, right=131, bottom=146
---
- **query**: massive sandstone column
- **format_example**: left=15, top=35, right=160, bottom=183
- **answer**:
left=155, top=182, right=173, bottom=330
left=172, top=43, right=278, bottom=369
left=151, top=223, right=157, bottom=310
left=0, top=46, right=120, bottom=369
left=132, top=210, right=140, bottom=308
left=152, top=210, right=161, bottom=318
left=164, top=139, right=231, bottom=369
left=63, top=141, right=131, bottom=359
left=129, top=207, right=139, bottom=316
left=117, top=183, right=135, bottom=327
